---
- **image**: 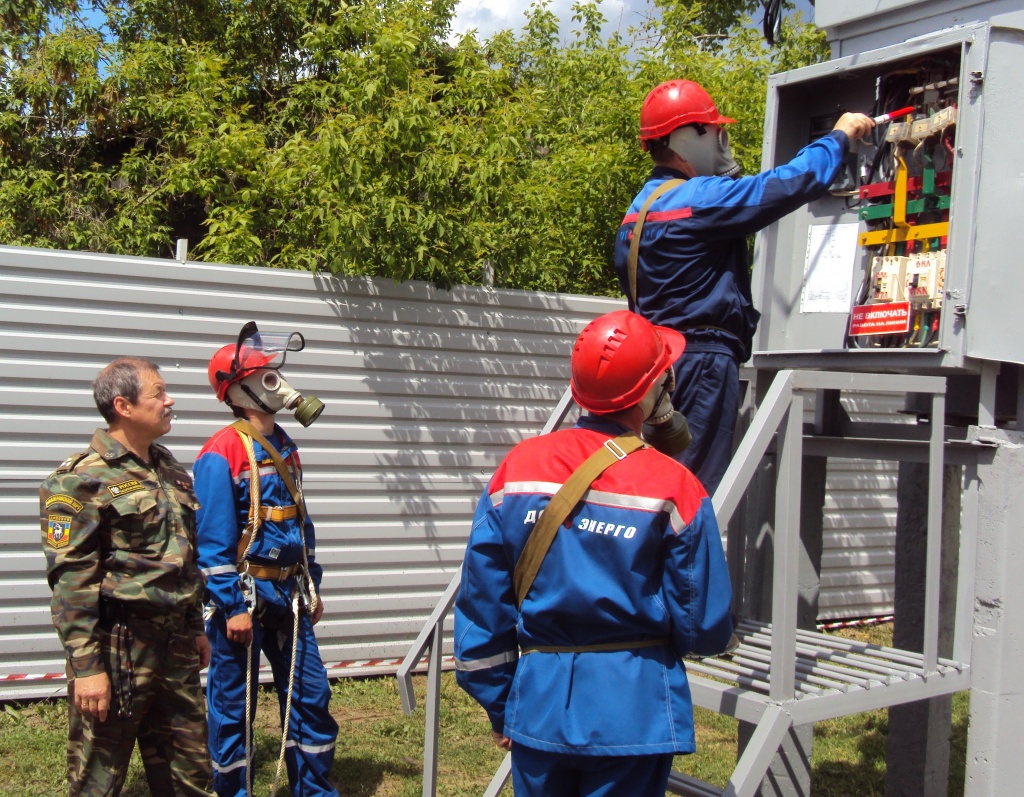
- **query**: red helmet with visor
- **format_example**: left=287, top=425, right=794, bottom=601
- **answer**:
left=207, top=321, right=305, bottom=403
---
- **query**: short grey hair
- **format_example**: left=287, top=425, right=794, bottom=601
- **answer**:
left=93, top=357, right=161, bottom=423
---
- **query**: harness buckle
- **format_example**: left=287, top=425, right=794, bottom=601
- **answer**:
left=603, top=438, right=628, bottom=460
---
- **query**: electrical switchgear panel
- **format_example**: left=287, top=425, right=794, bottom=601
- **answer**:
left=751, top=17, right=1024, bottom=373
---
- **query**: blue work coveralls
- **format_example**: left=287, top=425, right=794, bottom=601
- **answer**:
left=614, top=130, right=851, bottom=495
left=454, top=416, right=734, bottom=797
left=194, top=424, right=338, bottom=797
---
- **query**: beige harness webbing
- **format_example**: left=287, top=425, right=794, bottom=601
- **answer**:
left=626, top=178, right=686, bottom=305
left=521, top=637, right=672, bottom=655
left=512, top=434, right=647, bottom=610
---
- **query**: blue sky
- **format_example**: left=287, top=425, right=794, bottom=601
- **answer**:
left=449, top=0, right=818, bottom=43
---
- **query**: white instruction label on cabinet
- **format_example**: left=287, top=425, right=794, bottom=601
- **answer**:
left=800, top=222, right=859, bottom=313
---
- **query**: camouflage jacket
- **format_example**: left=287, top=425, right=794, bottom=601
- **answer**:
left=40, top=428, right=206, bottom=678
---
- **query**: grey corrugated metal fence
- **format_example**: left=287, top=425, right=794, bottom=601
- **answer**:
left=0, top=244, right=900, bottom=700
left=820, top=391, right=907, bottom=619
left=0, top=245, right=611, bottom=699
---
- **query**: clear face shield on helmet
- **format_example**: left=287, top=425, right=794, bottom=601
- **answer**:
left=638, top=368, right=692, bottom=457
left=668, top=123, right=741, bottom=179
left=226, top=321, right=325, bottom=427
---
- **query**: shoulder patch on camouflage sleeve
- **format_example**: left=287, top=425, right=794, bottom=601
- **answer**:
left=55, top=452, right=88, bottom=474
left=47, top=515, right=72, bottom=548
left=45, top=494, right=84, bottom=513
left=108, top=479, right=144, bottom=498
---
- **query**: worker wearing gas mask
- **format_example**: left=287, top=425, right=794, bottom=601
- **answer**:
left=614, top=79, right=875, bottom=495
left=193, top=322, right=339, bottom=797
left=454, top=309, right=733, bottom=797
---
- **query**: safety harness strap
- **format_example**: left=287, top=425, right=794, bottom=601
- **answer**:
left=626, top=178, right=686, bottom=305
left=234, top=430, right=262, bottom=564
left=230, top=420, right=319, bottom=620
left=258, top=504, right=298, bottom=522
left=231, top=420, right=308, bottom=525
left=512, top=434, right=647, bottom=609
left=521, top=636, right=672, bottom=655
left=237, top=561, right=303, bottom=582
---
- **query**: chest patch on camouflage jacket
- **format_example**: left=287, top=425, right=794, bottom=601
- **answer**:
left=108, top=479, right=144, bottom=498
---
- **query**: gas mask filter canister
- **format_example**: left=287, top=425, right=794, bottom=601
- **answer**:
left=639, top=370, right=692, bottom=457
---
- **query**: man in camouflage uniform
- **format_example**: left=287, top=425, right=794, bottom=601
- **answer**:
left=40, top=357, right=215, bottom=797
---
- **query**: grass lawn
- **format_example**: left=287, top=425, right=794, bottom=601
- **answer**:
left=0, top=624, right=970, bottom=796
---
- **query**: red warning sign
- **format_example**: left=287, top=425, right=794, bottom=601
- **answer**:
left=849, top=302, right=911, bottom=336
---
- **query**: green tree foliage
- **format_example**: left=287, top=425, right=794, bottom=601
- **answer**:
left=0, top=0, right=828, bottom=294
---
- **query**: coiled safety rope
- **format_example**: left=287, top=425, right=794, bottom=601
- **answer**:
left=272, top=588, right=302, bottom=794
left=236, top=426, right=313, bottom=797
left=239, top=432, right=261, bottom=797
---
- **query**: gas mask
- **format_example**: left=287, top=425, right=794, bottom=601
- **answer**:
left=638, top=369, right=692, bottom=457
left=668, top=123, right=741, bottom=178
left=221, top=322, right=325, bottom=427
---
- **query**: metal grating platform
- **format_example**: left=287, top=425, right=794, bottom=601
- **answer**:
left=665, top=618, right=970, bottom=797
left=400, top=371, right=976, bottom=797
left=688, top=619, right=968, bottom=716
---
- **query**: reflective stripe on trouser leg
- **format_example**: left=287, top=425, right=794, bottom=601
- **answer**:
left=205, top=610, right=258, bottom=797
left=205, top=607, right=339, bottom=797
left=264, top=611, right=339, bottom=797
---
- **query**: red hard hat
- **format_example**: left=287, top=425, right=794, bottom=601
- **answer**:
left=639, top=79, right=736, bottom=146
left=570, top=310, right=686, bottom=413
left=208, top=344, right=275, bottom=402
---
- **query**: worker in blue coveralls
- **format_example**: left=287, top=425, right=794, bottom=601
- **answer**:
left=454, top=309, right=734, bottom=797
left=193, top=321, right=338, bottom=797
left=614, top=79, right=875, bottom=496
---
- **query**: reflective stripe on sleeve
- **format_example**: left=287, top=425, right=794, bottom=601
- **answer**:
left=201, top=564, right=238, bottom=577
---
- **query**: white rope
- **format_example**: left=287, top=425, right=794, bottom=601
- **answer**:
left=289, top=456, right=319, bottom=618
left=238, top=430, right=261, bottom=563
left=237, top=427, right=312, bottom=796
left=238, top=431, right=261, bottom=797
left=244, top=632, right=255, bottom=797
left=272, top=587, right=302, bottom=795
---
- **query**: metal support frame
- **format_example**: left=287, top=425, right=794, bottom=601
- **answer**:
left=978, top=361, right=999, bottom=428
left=396, top=388, right=576, bottom=796
left=398, top=372, right=971, bottom=797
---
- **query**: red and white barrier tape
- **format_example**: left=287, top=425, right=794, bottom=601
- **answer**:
left=817, top=615, right=894, bottom=632
left=0, top=655, right=455, bottom=684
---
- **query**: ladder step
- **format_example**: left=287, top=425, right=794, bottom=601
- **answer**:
left=666, top=770, right=723, bottom=797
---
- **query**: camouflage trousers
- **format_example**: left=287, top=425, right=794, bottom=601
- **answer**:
left=67, top=610, right=214, bottom=797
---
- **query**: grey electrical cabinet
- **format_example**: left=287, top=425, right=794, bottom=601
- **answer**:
left=750, top=11, right=1024, bottom=374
